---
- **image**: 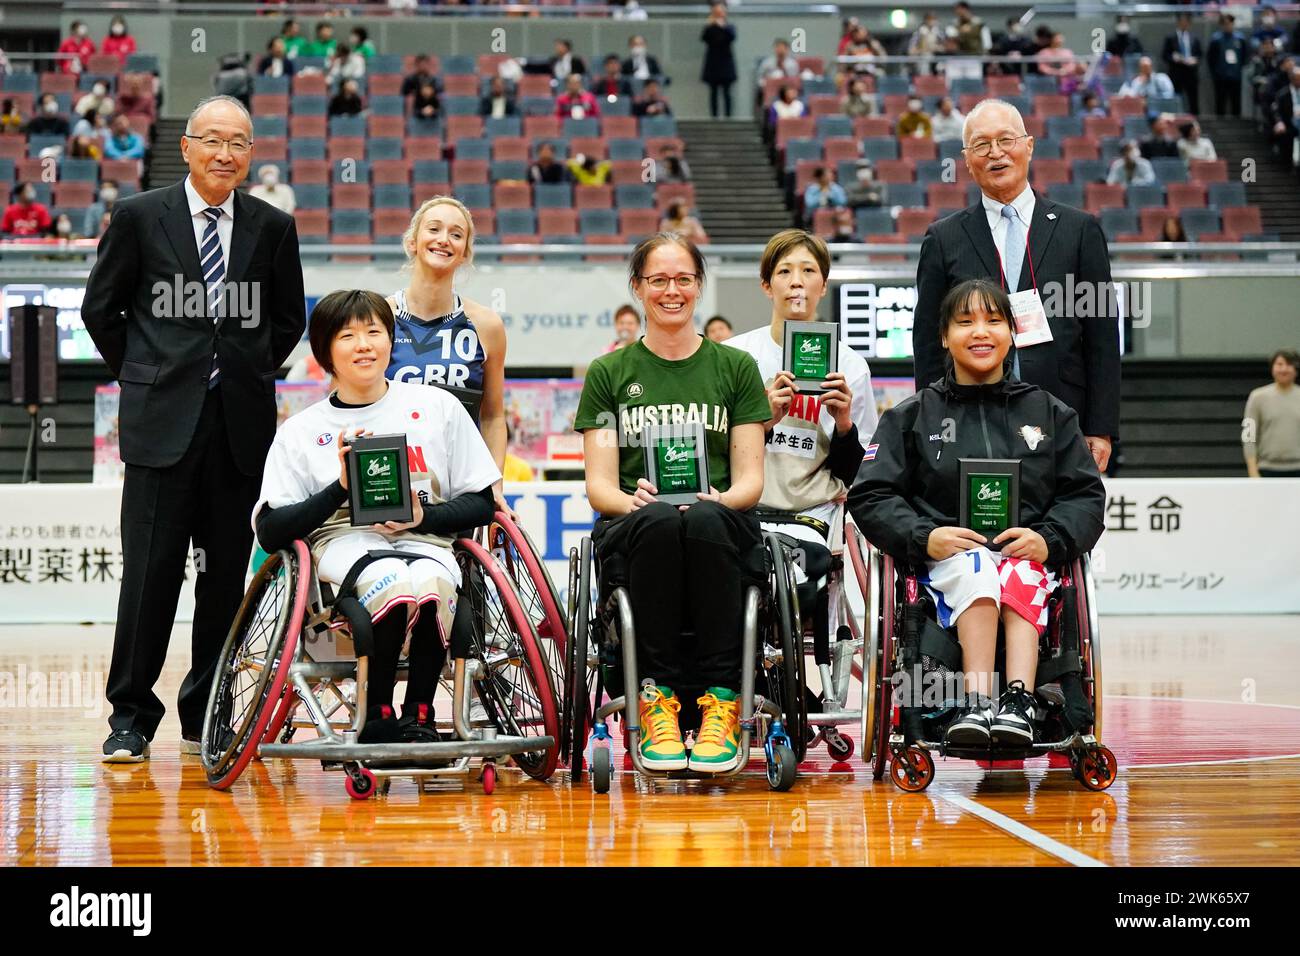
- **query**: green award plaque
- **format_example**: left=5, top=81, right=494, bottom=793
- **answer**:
left=643, top=423, right=709, bottom=506
left=782, top=320, right=839, bottom=394
left=958, top=458, right=1021, bottom=542
left=345, top=433, right=413, bottom=526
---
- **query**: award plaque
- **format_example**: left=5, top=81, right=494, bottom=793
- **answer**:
left=782, top=320, right=839, bottom=394
left=643, top=423, right=710, bottom=506
left=434, top=383, right=484, bottom=423
left=958, top=458, right=1020, bottom=542
left=345, top=433, right=413, bottom=526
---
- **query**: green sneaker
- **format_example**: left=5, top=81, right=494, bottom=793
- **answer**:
left=688, top=687, right=741, bottom=772
left=637, top=683, right=688, bottom=771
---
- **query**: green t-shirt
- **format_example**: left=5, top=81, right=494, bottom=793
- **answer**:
left=282, top=35, right=307, bottom=58
left=574, top=337, right=771, bottom=499
left=301, top=39, right=337, bottom=59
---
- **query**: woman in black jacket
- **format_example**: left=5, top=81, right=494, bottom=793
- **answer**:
left=700, top=3, right=738, bottom=117
left=848, top=278, right=1104, bottom=750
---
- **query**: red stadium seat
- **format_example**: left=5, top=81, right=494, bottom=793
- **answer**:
left=54, top=182, right=95, bottom=207
left=294, top=209, right=328, bottom=237
left=40, top=73, right=77, bottom=95
left=1109, top=96, right=1146, bottom=116
left=1165, top=183, right=1206, bottom=210
left=958, top=93, right=985, bottom=114
left=776, top=117, right=815, bottom=150
left=796, top=56, right=825, bottom=75
left=763, top=76, right=801, bottom=106
left=493, top=137, right=530, bottom=162
left=524, top=116, right=562, bottom=141
left=808, top=95, right=843, bottom=116
left=1061, top=137, right=1100, bottom=162
left=1189, top=160, right=1227, bottom=183
left=609, top=160, right=646, bottom=183
left=538, top=209, right=578, bottom=234
left=467, top=208, right=495, bottom=235
left=1023, top=116, right=1046, bottom=139
left=478, top=54, right=510, bottom=75
left=899, top=138, right=937, bottom=162
left=252, top=137, right=287, bottom=162
left=374, top=208, right=412, bottom=239
left=405, top=138, right=444, bottom=162
left=574, top=184, right=613, bottom=208
left=914, top=75, right=948, bottom=97
left=1030, top=159, right=1071, bottom=185
left=619, top=208, right=660, bottom=235
left=897, top=208, right=937, bottom=239
left=403, top=55, right=438, bottom=73
left=985, top=75, right=1023, bottom=96
left=371, top=159, right=411, bottom=184
left=443, top=75, right=479, bottom=97
left=793, top=160, right=821, bottom=193
left=369, top=115, right=405, bottom=138
left=332, top=184, right=372, bottom=209
left=882, top=94, right=910, bottom=115
left=445, top=116, right=484, bottom=141
left=291, top=160, right=330, bottom=185
left=854, top=117, right=892, bottom=138
left=494, top=182, right=532, bottom=208
left=451, top=159, right=488, bottom=184
left=370, top=75, right=403, bottom=97
left=1084, top=115, right=1122, bottom=139
left=289, top=115, right=326, bottom=139
left=1138, top=206, right=1175, bottom=237
left=874, top=160, right=914, bottom=183
left=1034, top=94, right=1069, bottom=117
left=100, top=159, right=140, bottom=185
left=823, top=137, right=860, bottom=162
left=519, top=75, right=554, bottom=99
left=1085, top=183, right=1125, bottom=213
left=292, top=74, right=327, bottom=96
left=655, top=183, right=695, bottom=211
left=1221, top=206, right=1263, bottom=237
left=0, top=138, right=25, bottom=160
left=927, top=183, right=967, bottom=208
left=643, top=137, right=684, bottom=158
left=328, top=137, right=367, bottom=163
left=569, top=137, right=608, bottom=160
left=87, top=54, right=122, bottom=75
left=252, top=94, right=288, bottom=115
left=602, top=116, right=638, bottom=139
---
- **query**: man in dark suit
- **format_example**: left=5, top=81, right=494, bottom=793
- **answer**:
left=1163, top=12, right=1203, bottom=114
left=912, top=99, right=1120, bottom=472
left=1272, top=66, right=1300, bottom=165
left=82, top=95, right=305, bottom=762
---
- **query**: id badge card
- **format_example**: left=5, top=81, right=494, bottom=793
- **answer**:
left=1224, top=48, right=1237, bottom=65
left=1008, top=288, right=1053, bottom=348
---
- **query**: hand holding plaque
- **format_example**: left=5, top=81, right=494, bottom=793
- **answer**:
left=958, top=458, right=1020, bottom=545
left=344, top=433, right=414, bottom=527
left=782, top=320, right=839, bottom=394
left=642, top=423, right=710, bottom=506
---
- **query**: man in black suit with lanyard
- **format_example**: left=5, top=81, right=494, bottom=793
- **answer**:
left=912, top=99, right=1120, bottom=472
left=82, top=95, right=306, bottom=761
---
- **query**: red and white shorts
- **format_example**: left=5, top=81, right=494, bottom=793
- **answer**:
left=921, top=547, right=1058, bottom=635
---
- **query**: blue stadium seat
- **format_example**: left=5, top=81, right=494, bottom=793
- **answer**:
left=783, top=139, right=821, bottom=171
left=333, top=161, right=370, bottom=183
left=1003, top=95, right=1032, bottom=117
left=615, top=184, right=655, bottom=208
left=1180, top=207, right=1220, bottom=239
left=887, top=183, right=926, bottom=208
left=534, top=183, right=572, bottom=208
left=291, top=95, right=327, bottom=115
left=1148, top=96, right=1184, bottom=114
left=1072, top=159, right=1109, bottom=184
left=937, top=139, right=963, bottom=161
left=369, top=54, right=405, bottom=75
left=445, top=97, right=480, bottom=116
left=950, top=77, right=984, bottom=97
left=1024, top=75, right=1059, bottom=97
left=836, top=161, right=860, bottom=185
left=454, top=183, right=491, bottom=208
left=27, top=135, right=66, bottom=157
left=563, top=117, right=600, bottom=138
left=803, top=77, right=837, bottom=96
left=579, top=208, right=619, bottom=234
left=1207, top=182, right=1246, bottom=207
left=602, top=97, right=632, bottom=117
left=1032, top=138, right=1062, bottom=159
left=371, top=96, right=405, bottom=117
left=254, top=116, right=287, bottom=138
left=609, top=138, right=646, bottom=161
left=59, top=159, right=99, bottom=182
left=1048, top=183, right=1084, bottom=208
left=442, top=55, right=477, bottom=75
left=965, top=183, right=984, bottom=205
left=455, top=138, right=492, bottom=160
left=413, top=160, right=451, bottom=184
left=407, top=118, right=442, bottom=139
left=367, top=138, right=404, bottom=161
left=374, top=184, right=412, bottom=208
left=1101, top=74, right=1125, bottom=96
left=860, top=138, right=899, bottom=161
left=295, top=184, right=329, bottom=209
left=491, top=160, right=528, bottom=181
left=125, top=54, right=160, bottom=74
left=253, top=75, right=289, bottom=94
left=1046, top=116, right=1084, bottom=139
left=521, top=97, right=554, bottom=116
left=331, top=210, right=371, bottom=235
left=290, top=138, right=326, bottom=160
left=1123, top=116, right=1150, bottom=140
left=1100, top=207, right=1138, bottom=240
left=0, top=159, right=15, bottom=183
left=914, top=161, right=947, bottom=184
left=1125, top=184, right=1166, bottom=208
left=815, top=116, right=853, bottom=139
left=638, top=115, right=678, bottom=138
left=876, top=75, right=911, bottom=96
left=329, top=116, right=366, bottom=137
left=485, top=116, right=523, bottom=139
left=1150, top=158, right=1187, bottom=183
left=30, top=184, right=52, bottom=206
left=855, top=208, right=895, bottom=236
left=497, top=209, right=537, bottom=234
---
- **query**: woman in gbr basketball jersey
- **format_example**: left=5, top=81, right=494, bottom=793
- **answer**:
left=386, top=196, right=510, bottom=511
left=253, top=291, right=501, bottom=744
left=848, top=278, right=1104, bottom=751
left=574, top=232, right=771, bottom=774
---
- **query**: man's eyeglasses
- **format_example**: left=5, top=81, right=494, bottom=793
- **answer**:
left=963, top=134, right=1030, bottom=158
left=183, top=134, right=253, bottom=155
left=639, top=274, right=698, bottom=291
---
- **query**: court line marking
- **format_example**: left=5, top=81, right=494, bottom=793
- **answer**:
left=1122, top=752, right=1300, bottom=771
left=1108, top=694, right=1300, bottom=711
left=937, top=790, right=1108, bottom=867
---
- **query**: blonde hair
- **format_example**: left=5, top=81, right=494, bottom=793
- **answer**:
left=402, top=195, right=476, bottom=271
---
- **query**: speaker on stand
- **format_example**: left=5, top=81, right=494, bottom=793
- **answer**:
left=8, top=303, right=59, bottom=483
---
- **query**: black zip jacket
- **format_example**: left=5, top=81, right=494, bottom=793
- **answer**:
left=847, top=371, right=1105, bottom=567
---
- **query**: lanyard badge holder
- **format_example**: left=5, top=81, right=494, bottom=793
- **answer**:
left=998, top=225, right=1054, bottom=349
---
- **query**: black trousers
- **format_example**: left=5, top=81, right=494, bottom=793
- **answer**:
left=1260, top=468, right=1300, bottom=477
left=592, top=500, right=763, bottom=694
left=1171, top=65, right=1200, bottom=114
left=708, top=82, right=733, bottom=118
left=106, top=388, right=262, bottom=739
left=1213, top=75, right=1240, bottom=116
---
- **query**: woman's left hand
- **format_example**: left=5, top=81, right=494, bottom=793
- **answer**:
left=993, top=527, right=1048, bottom=563
left=373, top=496, right=424, bottom=535
left=493, top=485, right=519, bottom=522
left=819, top=372, right=854, bottom=434
left=685, top=485, right=722, bottom=512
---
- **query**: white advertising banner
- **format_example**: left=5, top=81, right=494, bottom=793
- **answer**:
left=0, top=479, right=1296, bottom=623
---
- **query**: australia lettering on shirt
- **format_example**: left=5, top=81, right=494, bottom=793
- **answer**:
left=386, top=290, right=486, bottom=390
left=618, top=402, right=730, bottom=441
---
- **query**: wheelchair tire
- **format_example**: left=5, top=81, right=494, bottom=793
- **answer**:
left=565, top=538, right=595, bottom=779
left=202, top=541, right=308, bottom=790
left=765, top=533, right=808, bottom=763
left=767, top=742, right=798, bottom=792
left=592, top=745, right=611, bottom=794
left=870, top=549, right=898, bottom=782
left=1075, top=555, right=1103, bottom=741
left=1075, top=745, right=1118, bottom=792
left=456, top=538, right=561, bottom=782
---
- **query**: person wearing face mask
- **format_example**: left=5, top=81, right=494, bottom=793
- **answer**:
left=83, top=180, right=118, bottom=238
left=257, top=36, right=296, bottom=79
left=76, top=82, right=117, bottom=122
left=54, top=214, right=75, bottom=241
left=26, top=96, right=71, bottom=137
left=248, top=164, right=296, bottom=214
left=622, top=35, right=662, bottom=81
left=1139, top=112, right=1181, bottom=160
left=896, top=98, right=934, bottom=139
left=991, top=17, right=1037, bottom=76
left=1106, top=16, right=1144, bottom=59
left=841, top=77, right=877, bottom=118
left=3, top=182, right=53, bottom=237
left=1106, top=139, right=1157, bottom=186
left=59, top=21, right=96, bottom=74
left=102, top=17, right=137, bottom=67
left=1251, top=6, right=1288, bottom=55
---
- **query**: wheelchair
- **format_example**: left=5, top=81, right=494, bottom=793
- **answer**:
left=563, top=528, right=806, bottom=794
left=860, top=543, right=1117, bottom=792
left=200, top=512, right=561, bottom=799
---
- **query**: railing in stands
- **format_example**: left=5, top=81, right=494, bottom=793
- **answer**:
left=57, top=3, right=842, bottom=17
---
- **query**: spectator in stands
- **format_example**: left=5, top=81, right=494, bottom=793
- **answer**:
left=990, top=18, right=1036, bottom=75
left=258, top=37, right=296, bottom=78
left=845, top=161, right=885, bottom=209
left=83, top=180, right=117, bottom=238
left=1159, top=216, right=1187, bottom=244
left=703, top=315, right=732, bottom=343
left=0, top=98, right=22, bottom=134
left=896, top=97, right=933, bottom=139
left=479, top=76, right=516, bottom=118
left=844, top=26, right=887, bottom=79
left=412, top=78, right=440, bottom=121
left=556, top=72, right=600, bottom=119
left=660, top=200, right=708, bottom=245
left=1163, top=13, right=1202, bottom=115
left=932, top=97, right=965, bottom=142
left=349, top=27, right=375, bottom=60
left=769, top=84, right=806, bottom=123
left=1208, top=14, right=1247, bottom=117
left=700, top=2, right=738, bottom=118
left=837, top=17, right=861, bottom=57
left=1139, top=113, right=1181, bottom=160
left=1106, top=140, right=1157, bottom=186
left=402, top=55, right=439, bottom=98
left=1107, top=15, right=1144, bottom=59
left=327, top=43, right=366, bottom=82
left=1262, top=53, right=1295, bottom=127
left=279, top=19, right=306, bottom=60
left=1243, top=348, right=1300, bottom=478
left=952, top=3, right=991, bottom=55
left=757, top=39, right=800, bottom=88
left=530, top=142, right=568, bottom=184
left=1177, top=121, right=1217, bottom=164
left=614, top=0, right=649, bottom=22
left=212, top=53, right=252, bottom=110
left=27, top=95, right=71, bottom=138
left=328, top=77, right=364, bottom=117
left=909, top=13, right=945, bottom=73
left=549, top=39, right=587, bottom=84
left=302, top=21, right=336, bottom=60
left=606, top=304, right=641, bottom=352
left=2, top=182, right=53, bottom=237
left=1119, top=56, right=1175, bottom=100
left=1272, top=66, right=1300, bottom=165
left=1250, top=39, right=1283, bottom=118
left=592, top=55, right=632, bottom=101
left=248, top=164, right=296, bottom=215
left=657, top=143, right=692, bottom=183
left=567, top=152, right=611, bottom=186
left=1250, top=7, right=1289, bottom=55
left=634, top=79, right=672, bottom=117
left=59, top=21, right=95, bottom=75
left=75, top=81, right=115, bottom=121
left=102, top=16, right=137, bottom=68
left=104, top=115, right=145, bottom=160
left=54, top=213, right=75, bottom=241
left=73, top=110, right=111, bottom=146
left=803, top=167, right=847, bottom=225
left=830, top=206, right=856, bottom=241
left=841, top=77, right=877, bottom=118
left=1036, top=32, right=1077, bottom=84
left=116, top=74, right=156, bottom=126
left=70, top=133, right=102, bottom=160
left=622, top=35, right=662, bottom=81
left=1081, top=92, right=1108, bottom=118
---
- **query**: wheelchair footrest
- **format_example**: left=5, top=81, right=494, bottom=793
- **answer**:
left=260, top=736, right=555, bottom=762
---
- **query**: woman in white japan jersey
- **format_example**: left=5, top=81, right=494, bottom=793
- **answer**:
left=385, top=196, right=510, bottom=512
left=253, top=291, right=500, bottom=744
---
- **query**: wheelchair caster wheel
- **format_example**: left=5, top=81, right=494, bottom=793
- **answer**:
left=592, top=747, right=612, bottom=794
left=345, top=767, right=376, bottom=800
left=767, top=743, right=798, bottom=792
left=1075, top=746, right=1117, bottom=792
left=889, top=746, right=934, bottom=792
left=826, top=731, right=855, bottom=762
left=481, top=763, right=497, bottom=795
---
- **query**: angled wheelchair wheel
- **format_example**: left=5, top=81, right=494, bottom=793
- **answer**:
left=1075, top=555, right=1103, bottom=741
left=564, top=538, right=595, bottom=778
left=456, top=538, right=561, bottom=782
left=202, top=541, right=308, bottom=790
left=764, top=533, right=808, bottom=762
left=869, top=548, right=898, bottom=782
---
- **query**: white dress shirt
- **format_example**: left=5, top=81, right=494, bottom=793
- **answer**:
left=981, top=182, right=1035, bottom=279
left=183, top=174, right=234, bottom=272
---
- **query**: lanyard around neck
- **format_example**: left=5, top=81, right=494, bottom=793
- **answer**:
left=993, top=207, right=1038, bottom=294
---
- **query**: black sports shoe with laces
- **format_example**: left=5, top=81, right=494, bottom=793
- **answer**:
left=944, top=695, right=995, bottom=747
left=991, top=680, right=1038, bottom=746
left=102, top=730, right=150, bottom=763
left=359, top=705, right=402, bottom=744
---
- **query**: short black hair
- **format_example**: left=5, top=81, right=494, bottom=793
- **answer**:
left=308, top=290, right=395, bottom=375
left=704, top=315, right=732, bottom=333
left=1271, top=348, right=1300, bottom=373
left=938, top=278, right=1014, bottom=338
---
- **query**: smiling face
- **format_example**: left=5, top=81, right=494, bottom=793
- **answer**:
left=330, top=314, right=392, bottom=390
left=634, top=242, right=699, bottom=333
left=963, top=102, right=1034, bottom=205
left=763, top=245, right=827, bottom=322
left=180, top=99, right=253, bottom=202
left=407, top=201, right=471, bottom=274
left=1273, top=355, right=1298, bottom=388
left=942, top=290, right=1013, bottom=383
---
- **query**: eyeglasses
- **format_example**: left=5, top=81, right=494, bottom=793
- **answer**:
left=963, top=134, right=1029, bottom=158
left=639, top=274, right=698, bottom=291
left=183, top=134, right=253, bottom=155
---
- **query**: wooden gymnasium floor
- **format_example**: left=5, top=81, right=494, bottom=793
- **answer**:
left=3, top=617, right=1298, bottom=867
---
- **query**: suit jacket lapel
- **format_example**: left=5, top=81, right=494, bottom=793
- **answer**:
left=225, top=189, right=259, bottom=287
left=160, top=181, right=204, bottom=287
left=960, top=203, right=1000, bottom=278
left=1025, top=190, right=1059, bottom=290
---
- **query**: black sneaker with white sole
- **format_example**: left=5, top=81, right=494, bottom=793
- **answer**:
left=991, top=680, right=1038, bottom=747
left=102, top=730, right=150, bottom=763
left=944, top=696, right=995, bottom=748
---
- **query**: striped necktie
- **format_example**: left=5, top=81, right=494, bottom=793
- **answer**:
left=1001, top=203, right=1026, bottom=379
left=200, top=206, right=225, bottom=388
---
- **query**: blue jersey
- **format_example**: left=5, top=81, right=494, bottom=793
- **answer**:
left=386, top=289, right=487, bottom=393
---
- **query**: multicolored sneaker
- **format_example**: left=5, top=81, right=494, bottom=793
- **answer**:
left=991, top=680, right=1038, bottom=747
left=945, top=695, right=995, bottom=748
left=688, top=687, right=741, bottom=772
left=637, top=683, right=687, bottom=770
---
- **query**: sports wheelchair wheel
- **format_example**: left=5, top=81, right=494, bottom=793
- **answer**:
left=456, top=538, right=561, bottom=781
left=763, top=532, right=808, bottom=762
left=563, top=538, right=595, bottom=778
left=1074, top=745, right=1118, bottom=792
left=889, top=745, right=934, bottom=792
left=864, top=545, right=898, bottom=781
left=489, top=513, right=568, bottom=709
left=202, top=541, right=309, bottom=790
